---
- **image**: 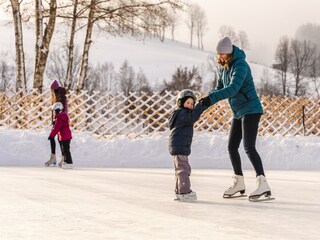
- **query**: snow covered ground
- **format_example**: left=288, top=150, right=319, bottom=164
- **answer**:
left=1, top=127, right=319, bottom=239
left=0, top=167, right=319, bottom=240
left=1, top=127, right=319, bottom=170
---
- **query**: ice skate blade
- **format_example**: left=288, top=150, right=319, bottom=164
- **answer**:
left=61, top=164, right=73, bottom=169
left=62, top=166, right=73, bottom=169
left=249, top=191, right=273, bottom=202
left=223, top=190, right=246, bottom=199
left=249, top=197, right=275, bottom=202
left=249, top=192, right=274, bottom=202
left=45, top=163, right=56, bottom=167
left=174, top=198, right=197, bottom=202
left=223, top=194, right=247, bottom=199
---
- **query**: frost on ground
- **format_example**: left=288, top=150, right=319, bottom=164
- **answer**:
left=0, top=168, right=319, bottom=240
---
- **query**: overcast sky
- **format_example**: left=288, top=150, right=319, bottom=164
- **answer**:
left=179, top=0, right=320, bottom=64
left=1, top=0, right=320, bottom=65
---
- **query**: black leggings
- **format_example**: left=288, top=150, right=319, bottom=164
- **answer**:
left=228, top=113, right=265, bottom=176
left=49, top=137, right=63, bottom=156
left=49, top=138, right=72, bottom=164
left=60, top=140, right=73, bottom=164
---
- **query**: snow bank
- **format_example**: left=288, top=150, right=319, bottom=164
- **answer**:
left=1, top=127, right=319, bottom=169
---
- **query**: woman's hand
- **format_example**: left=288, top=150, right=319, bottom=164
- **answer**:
left=199, top=96, right=211, bottom=107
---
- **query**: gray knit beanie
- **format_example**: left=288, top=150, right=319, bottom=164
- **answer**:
left=216, top=36, right=233, bottom=54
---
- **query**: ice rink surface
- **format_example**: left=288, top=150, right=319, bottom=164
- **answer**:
left=0, top=167, right=319, bottom=240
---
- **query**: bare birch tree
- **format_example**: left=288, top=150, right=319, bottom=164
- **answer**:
left=76, top=0, right=96, bottom=91
left=9, top=0, right=27, bottom=91
left=64, top=0, right=80, bottom=90
left=33, top=0, right=57, bottom=91
left=76, top=0, right=185, bottom=91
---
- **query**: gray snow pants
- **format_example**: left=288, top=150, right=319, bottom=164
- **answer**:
left=173, top=155, right=191, bottom=194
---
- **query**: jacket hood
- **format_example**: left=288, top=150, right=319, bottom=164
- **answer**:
left=231, top=45, right=246, bottom=62
left=55, top=112, right=69, bottom=122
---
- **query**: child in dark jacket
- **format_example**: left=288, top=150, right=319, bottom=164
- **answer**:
left=45, top=102, right=73, bottom=169
left=169, top=89, right=206, bottom=201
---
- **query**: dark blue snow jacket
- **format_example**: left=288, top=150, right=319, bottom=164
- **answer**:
left=168, top=104, right=206, bottom=156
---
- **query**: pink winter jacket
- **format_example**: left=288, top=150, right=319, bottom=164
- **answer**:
left=49, top=112, right=72, bottom=141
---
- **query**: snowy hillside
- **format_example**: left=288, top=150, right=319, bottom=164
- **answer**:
left=0, top=20, right=275, bottom=90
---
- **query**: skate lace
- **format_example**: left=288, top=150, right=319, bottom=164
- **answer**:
left=228, top=176, right=238, bottom=189
left=256, top=177, right=265, bottom=187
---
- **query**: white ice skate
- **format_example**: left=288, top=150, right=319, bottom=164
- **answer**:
left=61, top=163, right=73, bottom=169
left=45, top=154, right=56, bottom=167
left=249, top=175, right=274, bottom=202
left=58, top=156, right=65, bottom=168
left=175, top=191, right=197, bottom=202
left=223, top=175, right=246, bottom=198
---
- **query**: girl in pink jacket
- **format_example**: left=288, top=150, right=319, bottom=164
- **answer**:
left=45, top=102, right=73, bottom=169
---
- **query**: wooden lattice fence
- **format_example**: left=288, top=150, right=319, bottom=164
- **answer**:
left=0, top=89, right=319, bottom=138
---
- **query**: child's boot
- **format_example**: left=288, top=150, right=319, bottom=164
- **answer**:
left=175, top=191, right=197, bottom=202
left=58, top=155, right=65, bottom=168
left=45, top=154, right=56, bottom=167
left=61, top=162, right=73, bottom=169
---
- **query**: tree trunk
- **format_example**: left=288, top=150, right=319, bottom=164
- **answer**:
left=197, top=31, right=200, bottom=49
left=10, top=0, right=27, bottom=92
left=190, top=24, right=193, bottom=48
left=65, top=0, right=79, bottom=90
left=33, top=0, right=57, bottom=92
left=295, top=76, right=300, bottom=96
left=282, top=71, right=287, bottom=95
left=76, top=0, right=96, bottom=92
left=171, top=25, right=175, bottom=41
left=201, top=34, right=204, bottom=50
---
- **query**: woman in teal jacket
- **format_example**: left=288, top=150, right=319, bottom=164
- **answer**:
left=200, top=36, right=272, bottom=201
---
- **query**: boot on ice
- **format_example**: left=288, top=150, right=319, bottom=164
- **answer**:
left=58, top=155, right=65, bottom=168
left=249, top=175, right=274, bottom=201
left=61, top=162, right=73, bottom=169
left=45, top=154, right=56, bottom=167
left=223, top=175, right=246, bottom=198
left=175, top=191, right=197, bottom=202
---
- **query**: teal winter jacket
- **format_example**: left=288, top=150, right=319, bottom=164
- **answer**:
left=208, top=46, right=263, bottom=119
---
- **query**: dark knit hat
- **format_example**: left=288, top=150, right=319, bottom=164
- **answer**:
left=216, top=36, right=233, bottom=54
left=50, top=80, right=59, bottom=90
